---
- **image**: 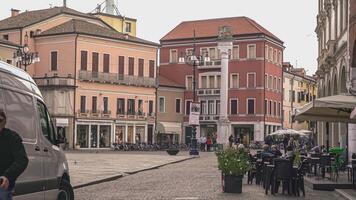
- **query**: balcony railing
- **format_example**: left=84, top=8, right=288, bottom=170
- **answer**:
left=199, top=115, right=220, bottom=121
left=78, top=71, right=156, bottom=88
left=197, top=88, right=220, bottom=96
left=34, top=76, right=75, bottom=87
left=197, top=60, right=222, bottom=69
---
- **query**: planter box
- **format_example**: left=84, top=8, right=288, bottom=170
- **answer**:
left=222, top=173, right=243, bottom=193
left=166, top=149, right=179, bottom=155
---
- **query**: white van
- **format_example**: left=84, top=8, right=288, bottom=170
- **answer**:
left=0, top=61, right=74, bottom=200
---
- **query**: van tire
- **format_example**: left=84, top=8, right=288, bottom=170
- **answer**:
left=58, top=180, right=74, bottom=200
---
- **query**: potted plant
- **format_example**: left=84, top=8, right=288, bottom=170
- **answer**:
left=166, top=148, right=180, bottom=155
left=216, top=148, right=251, bottom=193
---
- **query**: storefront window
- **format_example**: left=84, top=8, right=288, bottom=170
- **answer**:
left=115, top=126, right=125, bottom=144
left=77, top=125, right=89, bottom=148
left=99, top=126, right=111, bottom=148
left=135, top=126, right=145, bottom=143
left=128, top=126, right=134, bottom=143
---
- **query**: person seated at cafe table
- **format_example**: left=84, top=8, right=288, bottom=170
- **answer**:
left=261, top=144, right=274, bottom=161
left=310, top=145, right=325, bottom=154
left=271, top=145, right=282, bottom=157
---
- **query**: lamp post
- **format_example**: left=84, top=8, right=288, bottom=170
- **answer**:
left=183, top=31, right=210, bottom=156
left=13, top=32, right=40, bottom=71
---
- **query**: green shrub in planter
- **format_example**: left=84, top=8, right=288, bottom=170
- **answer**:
left=216, top=148, right=252, bottom=193
left=166, top=148, right=179, bottom=155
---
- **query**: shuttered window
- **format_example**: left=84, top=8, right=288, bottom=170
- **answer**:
left=149, top=60, right=155, bottom=78
left=81, top=51, right=87, bottom=70
left=138, top=58, right=144, bottom=77
left=129, top=57, right=134, bottom=75
left=118, top=56, right=125, bottom=75
left=92, top=52, right=99, bottom=72
left=103, top=54, right=110, bottom=73
left=51, top=51, right=57, bottom=71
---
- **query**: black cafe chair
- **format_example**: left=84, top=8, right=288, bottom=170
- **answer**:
left=272, top=158, right=296, bottom=195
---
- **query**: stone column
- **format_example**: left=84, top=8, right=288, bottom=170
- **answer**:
left=217, top=39, right=232, bottom=145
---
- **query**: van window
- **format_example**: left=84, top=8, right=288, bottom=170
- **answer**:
left=37, top=101, right=56, bottom=144
left=3, top=88, right=36, bottom=141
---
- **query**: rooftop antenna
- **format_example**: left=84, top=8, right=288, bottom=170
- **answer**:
left=63, top=0, right=67, bottom=7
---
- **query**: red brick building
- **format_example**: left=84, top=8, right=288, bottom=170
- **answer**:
left=159, top=17, right=284, bottom=145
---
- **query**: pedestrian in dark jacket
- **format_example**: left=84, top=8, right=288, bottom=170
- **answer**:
left=0, top=110, right=29, bottom=200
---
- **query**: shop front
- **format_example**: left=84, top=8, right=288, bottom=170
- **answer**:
left=76, top=121, right=113, bottom=149
left=157, top=122, right=182, bottom=146
left=115, top=122, right=151, bottom=144
left=232, top=124, right=254, bottom=146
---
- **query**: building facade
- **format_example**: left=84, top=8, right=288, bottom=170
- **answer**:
left=282, top=62, right=317, bottom=131
left=0, top=6, right=158, bottom=149
left=157, top=75, right=185, bottom=145
left=159, top=17, right=284, bottom=146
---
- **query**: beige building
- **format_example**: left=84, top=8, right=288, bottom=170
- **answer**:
left=0, top=6, right=158, bottom=149
left=157, top=75, right=185, bottom=145
left=282, top=62, right=317, bottom=131
left=0, top=38, right=19, bottom=64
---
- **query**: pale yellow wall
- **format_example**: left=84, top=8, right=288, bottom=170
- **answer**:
left=0, top=45, right=16, bottom=63
left=157, top=87, right=185, bottom=123
left=95, top=14, right=137, bottom=37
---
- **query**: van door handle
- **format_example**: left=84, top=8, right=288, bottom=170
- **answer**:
left=43, top=147, right=49, bottom=152
left=35, top=146, right=40, bottom=151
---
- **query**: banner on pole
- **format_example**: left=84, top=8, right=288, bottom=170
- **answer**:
left=189, top=103, right=200, bottom=126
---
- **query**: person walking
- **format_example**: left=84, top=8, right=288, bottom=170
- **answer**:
left=206, top=137, right=212, bottom=152
left=0, top=110, right=29, bottom=200
left=228, top=134, right=234, bottom=148
left=201, top=136, right=207, bottom=151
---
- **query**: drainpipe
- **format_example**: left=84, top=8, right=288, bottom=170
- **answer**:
left=72, top=34, right=79, bottom=149
left=263, top=40, right=266, bottom=137
left=290, top=75, right=295, bottom=129
left=154, top=47, right=159, bottom=144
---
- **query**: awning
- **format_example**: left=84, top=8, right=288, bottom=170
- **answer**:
left=294, top=94, right=356, bottom=123
left=156, top=122, right=182, bottom=135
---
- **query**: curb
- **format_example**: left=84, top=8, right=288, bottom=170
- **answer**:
left=73, top=156, right=196, bottom=189
left=335, top=189, right=356, bottom=200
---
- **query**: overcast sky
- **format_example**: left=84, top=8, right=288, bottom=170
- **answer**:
left=0, top=0, right=318, bottom=74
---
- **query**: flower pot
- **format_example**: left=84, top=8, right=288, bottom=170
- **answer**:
left=222, top=173, right=243, bottom=193
left=166, top=148, right=179, bottom=155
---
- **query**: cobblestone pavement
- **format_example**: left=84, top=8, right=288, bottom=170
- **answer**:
left=75, top=152, right=346, bottom=200
left=66, top=151, right=191, bottom=187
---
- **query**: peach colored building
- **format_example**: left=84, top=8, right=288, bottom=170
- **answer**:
left=0, top=7, right=159, bottom=149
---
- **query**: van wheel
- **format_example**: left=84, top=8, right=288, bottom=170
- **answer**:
left=57, top=180, right=74, bottom=200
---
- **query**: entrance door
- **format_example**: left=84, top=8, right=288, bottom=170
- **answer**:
left=91, top=125, right=98, bottom=148
left=128, top=126, right=134, bottom=143
left=185, top=127, right=192, bottom=145
left=148, top=125, right=153, bottom=144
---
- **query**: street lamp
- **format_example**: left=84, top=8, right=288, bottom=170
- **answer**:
left=182, top=32, right=210, bottom=156
left=13, top=32, right=40, bottom=71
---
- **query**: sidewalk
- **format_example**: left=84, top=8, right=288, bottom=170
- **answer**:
left=65, top=151, right=192, bottom=188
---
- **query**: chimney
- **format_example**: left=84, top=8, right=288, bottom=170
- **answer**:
left=11, top=9, right=20, bottom=17
left=63, top=0, right=67, bottom=7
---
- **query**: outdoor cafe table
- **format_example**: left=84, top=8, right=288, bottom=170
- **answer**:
left=264, top=164, right=299, bottom=195
left=308, top=157, right=320, bottom=176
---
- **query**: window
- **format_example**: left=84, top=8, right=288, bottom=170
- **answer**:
left=233, top=46, right=239, bottom=59
left=247, top=73, right=256, bottom=88
left=81, top=51, right=88, bottom=70
left=175, top=99, right=181, bottom=113
left=216, top=100, right=220, bottom=115
left=274, top=102, right=277, bottom=116
left=269, top=100, right=272, bottom=115
left=273, top=77, right=277, bottom=90
left=125, top=22, right=131, bottom=32
left=159, top=97, right=165, bottom=113
left=149, top=100, right=154, bottom=115
left=127, top=99, right=135, bottom=115
left=117, top=98, right=125, bottom=114
left=129, top=57, right=134, bottom=75
left=50, top=51, right=58, bottom=71
left=247, top=99, right=255, bottom=115
left=265, top=45, right=268, bottom=58
left=208, top=100, right=214, bottom=115
left=209, top=76, right=215, bottom=88
left=186, top=76, right=193, bottom=90
left=269, top=47, right=273, bottom=61
left=37, top=101, right=56, bottom=144
left=92, top=96, right=97, bottom=113
left=247, top=44, right=256, bottom=59
left=149, top=60, right=155, bottom=78
left=103, top=54, right=110, bottom=73
left=278, top=102, right=281, bottom=117
left=209, top=48, right=216, bottom=60
left=80, top=96, right=86, bottom=113
left=273, top=49, right=277, bottom=63
left=230, top=74, right=239, bottom=88
left=278, top=78, right=281, bottom=91
left=201, top=48, right=209, bottom=58
left=103, top=97, right=109, bottom=113
left=118, top=56, right=125, bottom=76
left=264, top=99, right=268, bottom=114
left=186, top=100, right=192, bottom=115
left=170, top=49, right=178, bottom=63
left=138, top=100, right=143, bottom=115
left=92, top=52, right=99, bottom=73
left=201, top=76, right=207, bottom=88
left=278, top=51, right=282, bottom=64
left=186, top=48, right=194, bottom=56
left=3, top=34, right=8, bottom=40
left=269, top=75, right=273, bottom=89
left=217, top=75, right=221, bottom=88
left=138, top=58, right=144, bottom=77
left=230, top=99, right=238, bottom=115
left=201, top=101, right=207, bottom=115
left=265, top=74, right=268, bottom=88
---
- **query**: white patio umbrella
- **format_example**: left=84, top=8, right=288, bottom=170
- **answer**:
left=270, top=129, right=306, bottom=137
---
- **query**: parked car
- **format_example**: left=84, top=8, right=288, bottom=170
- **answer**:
left=0, top=61, right=74, bottom=200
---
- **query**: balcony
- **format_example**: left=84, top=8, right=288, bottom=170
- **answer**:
left=34, top=76, right=75, bottom=88
left=197, top=60, right=222, bottom=69
left=197, top=88, right=221, bottom=96
left=116, top=111, right=155, bottom=121
left=78, top=71, right=156, bottom=88
left=199, top=115, right=220, bottom=121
